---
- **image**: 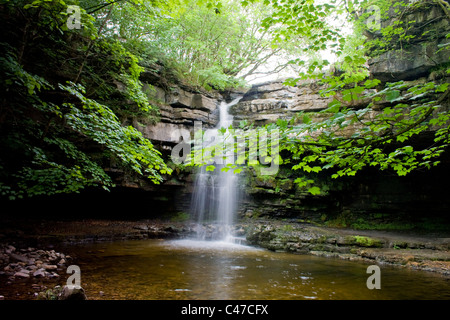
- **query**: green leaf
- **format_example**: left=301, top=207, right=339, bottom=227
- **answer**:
left=385, top=90, right=401, bottom=102
left=302, top=114, right=312, bottom=124
left=436, top=83, right=449, bottom=93
left=308, top=186, right=321, bottom=195
left=233, top=167, right=242, bottom=174
left=324, top=99, right=341, bottom=113
left=294, top=177, right=307, bottom=188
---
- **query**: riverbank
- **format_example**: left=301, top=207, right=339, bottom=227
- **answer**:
left=244, top=220, right=450, bottom=276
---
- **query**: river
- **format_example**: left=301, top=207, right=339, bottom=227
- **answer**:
left=59, top=239, right=450, bottom=300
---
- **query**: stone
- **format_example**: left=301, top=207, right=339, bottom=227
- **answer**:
left=141, top=122, right=193, bottom=143
left=59, top=286, right=87, bottom=300
left=43, top=264, right=58, bottom=271
left=133, top=224, right=149, bottom=231
left=18, top=268, right=30, bottom=274
left=5, top=245, right=15, bottom=254
left=9, top=253, right=29, bottom=264
left=14, top=271, right=30, bottom=278
left=33, top=268, right=46, bottom=278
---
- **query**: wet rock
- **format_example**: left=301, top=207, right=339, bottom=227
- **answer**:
left=133, top=224, right=149, bottom=231
left=5, top=245, right=16, bottom=254
left=1, top=244, right=70, bottom=283
left=9, top=253, right=30, bottom=264
left=43, top=264, right=58, bottom=271
left=33, top=268, right=46, bottom=278
left=59, top=285, right=87, bottom=300
left=18, top=268, right=30, bottom=274
left=14, top=271, right=30, bottom=278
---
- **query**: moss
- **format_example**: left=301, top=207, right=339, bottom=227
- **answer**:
left=393, top=241, right=408, bottom=249
left=353, top=236, right=383, bottom=248
left=316, top=235, right=328, bottom=244
left=170, top=212, right=190, bottom=222
left=279, top=224, right=294, bottom=232
left=277, top=179, right=293, bottom=192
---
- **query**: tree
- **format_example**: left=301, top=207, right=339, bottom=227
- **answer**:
left=103, top=0, right=307, bottom=90
left=0, top=0, right=171, bottom=199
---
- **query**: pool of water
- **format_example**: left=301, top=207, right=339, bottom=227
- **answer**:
left=60, top=239, right=450, bottom=300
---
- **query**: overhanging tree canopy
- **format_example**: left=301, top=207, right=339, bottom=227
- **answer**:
left=0, top=0, right=449, bottom=199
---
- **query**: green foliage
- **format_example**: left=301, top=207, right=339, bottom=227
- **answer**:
left=186, top=0, right=450, bottom=194
left=0, top=0, right=171, bottom=199
left=1, top=0, right=449, bottom=200
left=107, top=0, right=305, bottom=90
left=248, top=0, right=450, bottom=188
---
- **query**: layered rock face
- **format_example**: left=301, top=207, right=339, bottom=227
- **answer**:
left=142, top=91, right=217, bottom=142
left=138, top=70, right=224, bottom=145
left=368, top=1, right=450, bottom=82
left=230, top=80, right=332, bottom=125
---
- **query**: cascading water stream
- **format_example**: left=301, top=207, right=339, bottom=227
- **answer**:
left=190, top=97, right=243, bottom=242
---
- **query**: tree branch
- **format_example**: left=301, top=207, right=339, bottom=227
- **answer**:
left=87, top=0, right=125, bottom=15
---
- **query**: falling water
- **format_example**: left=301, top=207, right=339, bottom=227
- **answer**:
left=190, top=97, right=243, bottom=241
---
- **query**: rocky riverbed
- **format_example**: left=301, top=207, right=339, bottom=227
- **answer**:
left=0, top=244, right=71, bottom=279
left=0, top=243, right=76, bottom=300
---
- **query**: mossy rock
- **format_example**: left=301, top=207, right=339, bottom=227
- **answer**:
left=277, top=179, right=293, bottom=192
left=352, top=235, right=384, bottom=248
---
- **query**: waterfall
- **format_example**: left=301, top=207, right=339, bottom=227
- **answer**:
left=190, top=97, right=243, bottom=241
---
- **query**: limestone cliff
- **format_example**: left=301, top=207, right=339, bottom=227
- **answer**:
left=368, top=0, right=450, bottom=82
left=137, top=66, right=225, bottom=145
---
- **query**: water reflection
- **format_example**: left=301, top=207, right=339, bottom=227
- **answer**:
left=62, top=239, right=450, bottom=300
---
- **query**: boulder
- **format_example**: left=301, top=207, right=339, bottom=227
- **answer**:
left=59, top=285, right=87, bottom=300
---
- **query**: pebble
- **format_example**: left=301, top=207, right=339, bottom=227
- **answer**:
left=14, top=271, right=30, bottom=278
left=0, top=244, right=70, bottom=281
left=33, top=269, right=46, bottom=278
left=43, top=264, right=58, bottom=271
